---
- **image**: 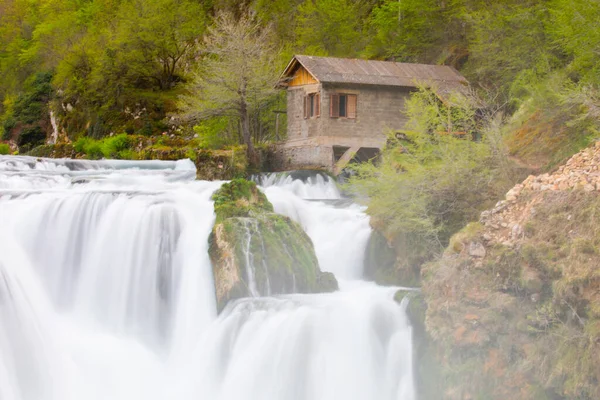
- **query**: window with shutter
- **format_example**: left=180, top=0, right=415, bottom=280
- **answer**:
left=329, top=93, right=357, bottom=119
left=347, top=94, right=357, bottom=119
left=330, top=94, right=340, bottom=118
left=303, top=96, right=307, bottom=119
left=316, top=93, right=321, bottom=117
left=303, top=93, right=321, bottom=118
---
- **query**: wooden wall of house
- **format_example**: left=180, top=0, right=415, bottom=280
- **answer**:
left=289, top=66, right=318, bottom=87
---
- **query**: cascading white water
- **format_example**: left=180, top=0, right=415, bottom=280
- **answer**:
left=0, top=156, right=415, bottom=400
left=259, top=172, right=372, bottom=280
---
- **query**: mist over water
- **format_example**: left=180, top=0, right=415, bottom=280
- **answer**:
left=0, top=156, right=415, bottom=400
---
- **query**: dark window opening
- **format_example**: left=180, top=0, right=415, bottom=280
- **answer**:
left=339, top=95, right=347, bottom=117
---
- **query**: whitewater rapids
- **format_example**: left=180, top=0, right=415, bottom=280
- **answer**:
left=0, top=156, right=415, bottom=400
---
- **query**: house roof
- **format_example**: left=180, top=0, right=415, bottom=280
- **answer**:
left=280, top=55, right=469, bottom=95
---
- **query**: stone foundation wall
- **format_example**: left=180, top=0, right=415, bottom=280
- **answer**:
left=270, top=144, right=333, bottom=171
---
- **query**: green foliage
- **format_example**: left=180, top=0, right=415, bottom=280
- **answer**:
left=99, top=133, right=131, bottom=158
left=547, top=0, right=600, bottom=84
left=506, top=72, right=600, bottom=169
left=462, top=2, right=554, bottom=102
left=1, top=116, right=16, bottom=141
left=73, top=133, right=132, bottom=159
left=0, top=72, right=54, bottom=145
left=1, top=0, right=600, bottom=171
left=73, top=136, right=104, bottom=159
left=404, top=84, right=478, bottom=136
left=17, top=126, right=46, bottom=151
left=295, top=0, right=370, bottom=57
left=193, top=117, right=235, bottom=149
left=179, top=12, right=281, bottom=164
left=12, top=72, right=53, bottom=124
left=0, top=143, right=10, bottom=155
left=363, top=0, right=446, bottom=62
left=348, top=87, right=519, bottom=269
left=211, top=178, right=274, bottom=223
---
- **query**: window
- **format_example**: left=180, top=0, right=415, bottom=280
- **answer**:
left=303, top=92, right=320, bottom=119
left=330, top=94, right=357, bottom=119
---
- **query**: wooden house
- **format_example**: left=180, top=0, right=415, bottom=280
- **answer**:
left=274, top=55, right=468, bottom=173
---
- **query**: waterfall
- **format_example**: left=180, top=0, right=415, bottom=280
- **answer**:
left=0, top=156, right=415, bottom=400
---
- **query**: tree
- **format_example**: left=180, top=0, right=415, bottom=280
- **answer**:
left=115, top=0, right=207, bottom=90
left=295, top=0, right=370, bottom=57
left=179, top=12, right=280, bottom=165
left=363, top=0, right=446, bottom=62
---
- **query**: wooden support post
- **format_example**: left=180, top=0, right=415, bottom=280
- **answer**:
left=333, top=146, right=360, bottom=175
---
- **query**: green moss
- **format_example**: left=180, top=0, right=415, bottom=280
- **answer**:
left=363, top=230, right=399, bottom=285
left=212, top=179, right=273, bottom=223
left=26, top=143, right=77, bottom=158
left=209, top=180, right=338, bottom=311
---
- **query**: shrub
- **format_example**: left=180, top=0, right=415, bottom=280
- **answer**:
left=1, top=116, right=16, bottom=140
left=347, top=87, right=521, bottom=272
left=506, top=72, right=600, bottom=170
left=193, top=116, right=235, bottom=149
left=17, top=126, right=46, bottom=150
left=100, top=133, right=131, bottom=158
left=73, top=137, right=91, bottom=153
left=73, top=136, right=103, bottom=159
left=0, top=143, right=10, bottom=155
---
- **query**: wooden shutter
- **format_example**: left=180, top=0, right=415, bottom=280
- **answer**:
left=330, top=94, right=340, bottom=118
left=315, top=93, right=321, bottom=117
left=347, top=94, right=357, bottom=119
left=303, top=96, right=309, bottom=119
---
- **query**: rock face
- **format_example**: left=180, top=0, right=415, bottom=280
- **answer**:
left=422, top=143, right=600, bottom=399
left=209, top=179, right=338, bottom=311
left=363, top=228, right=422, bottom=286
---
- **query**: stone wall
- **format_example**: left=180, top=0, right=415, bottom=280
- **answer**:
left=270, top=143, right=333, bottom=171
left=282, top=83, right=411, bottom=171
left=320, top=83, right=411, bottom=139
left=286, top=83, right=411, bottom=142
left=287, top=83, right=322, bottom=140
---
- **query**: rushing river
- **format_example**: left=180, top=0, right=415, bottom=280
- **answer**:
left=0, top=155, right=415, bottom=400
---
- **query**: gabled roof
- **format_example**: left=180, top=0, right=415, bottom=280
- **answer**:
left=279, top=55, right=469, bottom=94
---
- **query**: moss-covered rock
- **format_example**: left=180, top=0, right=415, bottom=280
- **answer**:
left=363, top=228, right=421, bottom=286
left=394, top=290, right=444, bottom=400
left=212, top=178, right=273, bottom=223
left=209, top=179, right=338, bottom=311
left=26, top=143, right=78, bottom=158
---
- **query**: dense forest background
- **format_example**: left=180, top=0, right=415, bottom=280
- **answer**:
left=1, top=0, right=599, bottom=163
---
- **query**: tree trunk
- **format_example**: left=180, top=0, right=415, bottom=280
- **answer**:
left=240, top=100, right=258, bottom=167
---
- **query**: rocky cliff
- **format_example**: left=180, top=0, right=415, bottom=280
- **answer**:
left=421, top=142, right=600, bottom=399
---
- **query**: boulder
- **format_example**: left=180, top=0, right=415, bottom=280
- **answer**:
left=209, top=179, right=338, bottom=311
